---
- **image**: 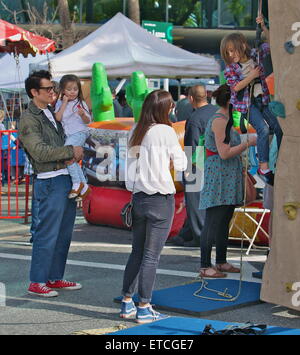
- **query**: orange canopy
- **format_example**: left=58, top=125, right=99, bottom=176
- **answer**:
left=0, top=19, right=56, bottom=57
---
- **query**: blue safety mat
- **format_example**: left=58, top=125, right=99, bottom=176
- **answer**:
left=114, top=280, right=262, bottom=316
left=109, top=316, right=300, bottom=335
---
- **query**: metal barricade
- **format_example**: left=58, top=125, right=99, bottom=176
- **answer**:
left=0, top=130, right=31, bottom=223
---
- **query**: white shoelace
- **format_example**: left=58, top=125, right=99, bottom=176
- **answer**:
left=38, top=284, right=52, bottom=292
left=148, top=306, right=161, bottom=319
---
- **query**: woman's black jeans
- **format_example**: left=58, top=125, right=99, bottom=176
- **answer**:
left=200, top=205, right=235, bottom=269
left=122, top=192, right=175, bottom=303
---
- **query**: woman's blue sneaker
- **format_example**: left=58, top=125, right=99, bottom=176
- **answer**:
left=120, top=300, right=137, bottom=319
left=136, top=305, right=169, bottom=324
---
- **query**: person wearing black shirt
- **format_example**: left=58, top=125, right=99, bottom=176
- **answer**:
left=182, top=85, right=218, bottom=247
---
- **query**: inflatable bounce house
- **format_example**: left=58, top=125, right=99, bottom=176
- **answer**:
left=82, top=63, right=186, bottom=237
left=82, top=61, right=272, bottom=244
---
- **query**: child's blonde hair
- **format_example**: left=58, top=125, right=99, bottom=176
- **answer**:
left=220, top=32, right=251, bottom=65
left=0, top=110, right=5, bottom=123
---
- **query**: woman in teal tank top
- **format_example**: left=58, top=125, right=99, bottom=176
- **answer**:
left=199, top=85, right=257, bottom=278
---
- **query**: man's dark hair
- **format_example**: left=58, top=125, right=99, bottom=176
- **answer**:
left=25, top=70, right=52, bottom=99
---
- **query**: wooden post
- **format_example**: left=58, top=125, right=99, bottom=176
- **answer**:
left=260, top=1, right=300, bottom=310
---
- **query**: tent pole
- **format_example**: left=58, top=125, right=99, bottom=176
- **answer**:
left=0, top=90, right=11, bottom=121
left=177, top=79, right=181, bottom=101
left=163, top=78, right=169, bottom=91
left=166, top=0, right=169, bottom=22
left=115, top=79, right=127, bottom=94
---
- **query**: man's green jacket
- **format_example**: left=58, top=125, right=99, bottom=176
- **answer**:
left=19, top=101, right=74, bottom=174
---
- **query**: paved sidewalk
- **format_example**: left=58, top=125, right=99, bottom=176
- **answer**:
left=0, top=210, right=300, bottom=335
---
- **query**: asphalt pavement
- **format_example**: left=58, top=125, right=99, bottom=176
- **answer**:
left=1, top=207, right=300, bottom=336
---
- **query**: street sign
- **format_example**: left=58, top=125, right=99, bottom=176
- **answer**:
left=142, top=20, right=173, bottom=43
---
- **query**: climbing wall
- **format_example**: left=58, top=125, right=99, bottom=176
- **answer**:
left=260, top=1, right=300, bottom=310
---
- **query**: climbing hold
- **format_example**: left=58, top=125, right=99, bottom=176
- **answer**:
left=266, top=73, right=274, bottom=96
left=283, top=202, right=300, bottom=220
left=269, top=101, right=286, bottom=118
left=296, top=100, right=300, bottom=111
left=285, top=283, right=294, bottom=293
left=284, top=40, right=295, bottom=54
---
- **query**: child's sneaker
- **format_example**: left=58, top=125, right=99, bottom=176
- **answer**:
left=28, top=283, right=58, bottom=297
left=119, top=300, right=137, bottom=319
left=257, top=169, right=274, bottom=186
left=46, top=280, right=82, bottom=290
left=136, top=305, right=169, bottom=324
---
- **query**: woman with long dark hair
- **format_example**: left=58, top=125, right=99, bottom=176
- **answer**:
left=199, top=84, right=257, bottom=278
left=120, top=90, right=187, bottom=323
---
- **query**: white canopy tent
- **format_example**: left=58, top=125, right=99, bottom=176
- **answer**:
left=0, top=53, right=52, bottom=127
left=47, top=12, right=220, bottom=79
left=0, top=53, right=52, bottom=89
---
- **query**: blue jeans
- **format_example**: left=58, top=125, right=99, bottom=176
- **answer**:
left=122, top=192, right=175, bottom=303
left=65, top=131, right=89, bottom=185
left=30, top=176, right=39, bottom=243
left=30, top=175, right=77, bottom=283
left=248, top=100, right=283, bottom=163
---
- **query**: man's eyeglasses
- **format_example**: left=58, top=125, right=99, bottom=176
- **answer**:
left=38, top=86, right=55, bottom=93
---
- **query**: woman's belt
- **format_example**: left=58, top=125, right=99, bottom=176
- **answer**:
left=206, top=148, right=218, bottom=157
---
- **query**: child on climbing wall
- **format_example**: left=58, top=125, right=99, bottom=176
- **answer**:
left=220, top=16, right=282, bottom=186
left=55, top=74, right=92, bottom=200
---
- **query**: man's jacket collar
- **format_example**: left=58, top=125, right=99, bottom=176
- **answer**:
left=28, top=101, right=54, bottom=115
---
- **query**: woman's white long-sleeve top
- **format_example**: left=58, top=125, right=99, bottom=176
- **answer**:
left=126, top=124, right=187, bottom=195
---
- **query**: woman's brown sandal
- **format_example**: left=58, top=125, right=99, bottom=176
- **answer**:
left=216, top=263, right=240, bottom=273
left=199, top=267, right=227, bottom=278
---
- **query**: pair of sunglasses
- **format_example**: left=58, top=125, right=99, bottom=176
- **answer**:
left=38, top=86, right=55, bottom=93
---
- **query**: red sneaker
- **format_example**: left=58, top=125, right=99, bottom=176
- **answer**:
left=28, top=283, right=58, bottom=297
left=46, top=280, right=82, bottom=290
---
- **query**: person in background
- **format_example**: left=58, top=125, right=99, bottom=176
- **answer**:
left=50, top=81, right=59, bottom=108
left=199, top=84, right=257, bottom=278
left=19, top=70, right=83, bottom=297
left=171, top=85, right=217, bottom=247
left=112, top=88, right=123, bottom=117
left=0, top=110, right=6, bottom=187
left=118, top=91, right=133, bottom=117
left=174, top=88, right=193, bottom=122
left=120, top=89, right=187, bottom=323
left=0, top=110, right=5, bottom=130
left=181, top=85, right=218, bottom=247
